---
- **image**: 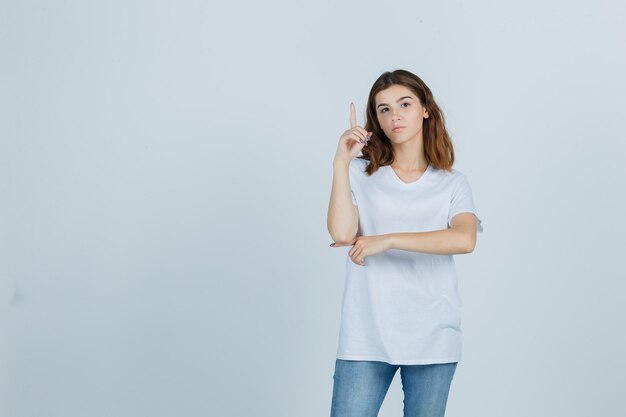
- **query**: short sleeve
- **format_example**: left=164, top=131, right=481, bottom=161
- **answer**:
left=447, top=174, right=483, bottom=232
left=350, top=189, right=358, bottom=206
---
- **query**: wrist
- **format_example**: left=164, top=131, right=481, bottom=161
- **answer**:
left=333, top=158, right=350, bottom=169
left=384, top=234, right=396, bottom=250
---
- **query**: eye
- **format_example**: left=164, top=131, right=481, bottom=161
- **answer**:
left=380, top=103, right=410, bottom=113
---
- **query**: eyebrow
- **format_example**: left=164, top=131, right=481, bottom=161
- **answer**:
left=376, top=96, right=413, bottom=109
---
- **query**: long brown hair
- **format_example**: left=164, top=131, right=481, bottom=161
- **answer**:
left=360, top=69, right=455, bottom=174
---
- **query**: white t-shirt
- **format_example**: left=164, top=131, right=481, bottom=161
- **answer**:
left=336, top=156, right=483, bottom=365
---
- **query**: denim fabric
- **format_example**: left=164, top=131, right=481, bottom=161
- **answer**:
left=330, top=359, right=457, bottom=417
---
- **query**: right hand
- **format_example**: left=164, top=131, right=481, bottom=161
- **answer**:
left=334, top=102, right=372, bottom=165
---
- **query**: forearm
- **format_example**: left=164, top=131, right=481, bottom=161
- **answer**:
left=327, top=159, right=359, bottom=243
left=386, top=229, right=472, bottom=255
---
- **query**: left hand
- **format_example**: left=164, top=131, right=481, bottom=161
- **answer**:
left=330, top=235, right=392, bottom=266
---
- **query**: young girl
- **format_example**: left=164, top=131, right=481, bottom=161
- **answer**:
left=327, top=69, right=483, bottom=417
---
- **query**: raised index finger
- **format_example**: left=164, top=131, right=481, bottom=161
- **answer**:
left=350, top=102, right=357, bottom=128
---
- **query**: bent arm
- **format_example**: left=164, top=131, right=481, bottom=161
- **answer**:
left=327, top=160, right=359, bottom=244
left=386, top=213, right=478, bottom=255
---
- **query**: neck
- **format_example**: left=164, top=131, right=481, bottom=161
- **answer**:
left=390, top=134, right=427, bottom=169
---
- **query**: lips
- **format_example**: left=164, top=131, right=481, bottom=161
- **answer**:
left=392, top=126, right=405, bottom=132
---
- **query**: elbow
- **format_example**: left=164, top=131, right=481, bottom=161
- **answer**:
left=463, top=235, right=477, bottom=253
left=329, top=232, right=358, bottom=246
left=327, top=221, right=359, bottom=245
left=328, top=225, right=358, bottom=245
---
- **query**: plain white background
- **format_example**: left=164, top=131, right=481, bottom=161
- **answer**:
left=1, top=0, right=625, bottom=416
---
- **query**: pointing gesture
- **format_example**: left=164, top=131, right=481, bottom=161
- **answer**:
left=350, top=101, right=358, bottom=129
left=334, top=102, right=372, bottom=165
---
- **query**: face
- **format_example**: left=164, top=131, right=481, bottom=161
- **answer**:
left=374, top=84, right=429, bottom=144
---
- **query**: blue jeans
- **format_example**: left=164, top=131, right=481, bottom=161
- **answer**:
left=330, top=359, right=458, bottom=417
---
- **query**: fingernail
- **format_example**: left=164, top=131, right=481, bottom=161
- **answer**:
left=330, top=243, right=335, bottom=247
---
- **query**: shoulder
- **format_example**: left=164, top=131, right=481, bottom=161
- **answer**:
left=350, top=156, right=368, bottom=167
left=349, top=157, right=369, bottom=173
left=428, top=167, right=478, bottom=198
left=429, top=165, right=466, bottom=186
left=450, top=168, right=468, bottom=183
